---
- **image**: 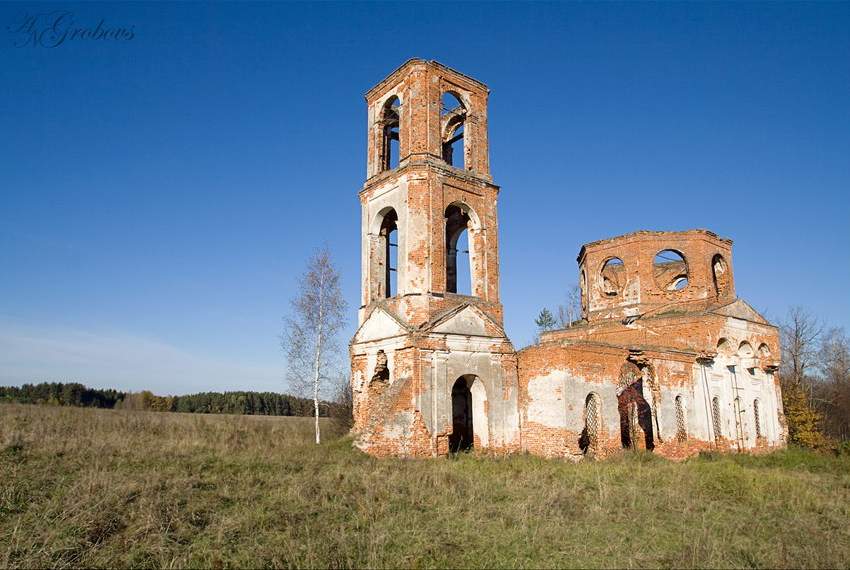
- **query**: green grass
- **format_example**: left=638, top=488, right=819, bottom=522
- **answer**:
left=1, top=403, right=848, bottom=569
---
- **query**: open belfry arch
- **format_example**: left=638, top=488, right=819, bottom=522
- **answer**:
left=350, top=59, right=520, bottom=457
left=350, top=60, right=785, bottom=459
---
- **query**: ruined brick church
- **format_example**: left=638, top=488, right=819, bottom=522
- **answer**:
left=350, top=59, right=786, bottom=459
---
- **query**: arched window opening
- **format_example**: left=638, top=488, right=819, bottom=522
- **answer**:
left=443, top=124, right=465, bottom=169
left=617, top=362, right=655, bottom=451
left=712, top=254, right=729, bottom=297
left=738, top=341, right=754, bottom=358
left=388, top=227, right=398, bottom=297
left=711, top=396, right=723, bottom=441
left=441, top=92, right=462, bottom=116
left=733, top=397, right=746, bottom=449
left=580, top=270, right=588, bottom=315
left=601, top=258, right=625, bottom=297
left=653, top=249, right=689, bottom=291
left=450, top=376, right=474, bottom=452
left=445, top=205, right=472, bottom=295
left=380, top=96, right=400, bottom=171
left=379, top=209, right=398, bottom=298
left=717, top=337, right=734, bottom=356
left=580, top=393, right=601, bottom=455
left=441, top=92, right=467, bottom=169
left=455, top=226, right=471, bottom=295
left=757, top=343, right=771, bottom=358
left=675, top=395, right=687, bottom=442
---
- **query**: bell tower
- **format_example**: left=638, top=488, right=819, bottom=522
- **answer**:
left=350, top=59, right=519, bottom=457
left=358, top=58, right=503, bottom=327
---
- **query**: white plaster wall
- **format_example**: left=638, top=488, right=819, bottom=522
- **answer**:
left=693, top=357, right=783, bottom=448
left=526, top=372, right=621, bottom=437
left=471, top=378, right=489, bottom=447
left=424, top=341, right=519, bottom=448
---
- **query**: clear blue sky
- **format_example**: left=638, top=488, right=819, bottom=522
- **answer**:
left=1, top=1, right=848, bottom=396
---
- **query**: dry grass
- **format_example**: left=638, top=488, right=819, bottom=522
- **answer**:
left=1, top=403, right=848, bottom=569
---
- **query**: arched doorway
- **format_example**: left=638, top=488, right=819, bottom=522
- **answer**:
left=449, top=375, right=488, bottom=452
left=617, top=362, right=655, bottom=450
left=450, top=377, right=473, bottom=452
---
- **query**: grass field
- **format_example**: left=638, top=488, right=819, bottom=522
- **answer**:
left=1, top=403, right=848, bottom=569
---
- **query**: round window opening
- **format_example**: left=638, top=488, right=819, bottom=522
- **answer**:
left=601, top=258, right=625, bottom=297
left=653, top=250, right=689, bottom=291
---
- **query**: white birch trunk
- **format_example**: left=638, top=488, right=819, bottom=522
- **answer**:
left=283, top=248, right=345, bottom=447
left=313, top=266, right=325, bottom=444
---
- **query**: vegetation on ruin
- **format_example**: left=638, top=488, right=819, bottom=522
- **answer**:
left=2, top=403, right=848, bottom=569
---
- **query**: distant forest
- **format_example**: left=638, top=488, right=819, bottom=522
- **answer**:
left=0, top=382, right=342, bottom=418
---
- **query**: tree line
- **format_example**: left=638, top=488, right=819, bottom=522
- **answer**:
left=779, top=307, right=850, bottom=451
left=0, top=381, right=346, bottom=419
left=0, top=382, right=124, bottom=408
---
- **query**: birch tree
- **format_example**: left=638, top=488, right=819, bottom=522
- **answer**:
left=556, top=283, right=582, bottom=328
left=281, top=248, right=347, bottom=444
